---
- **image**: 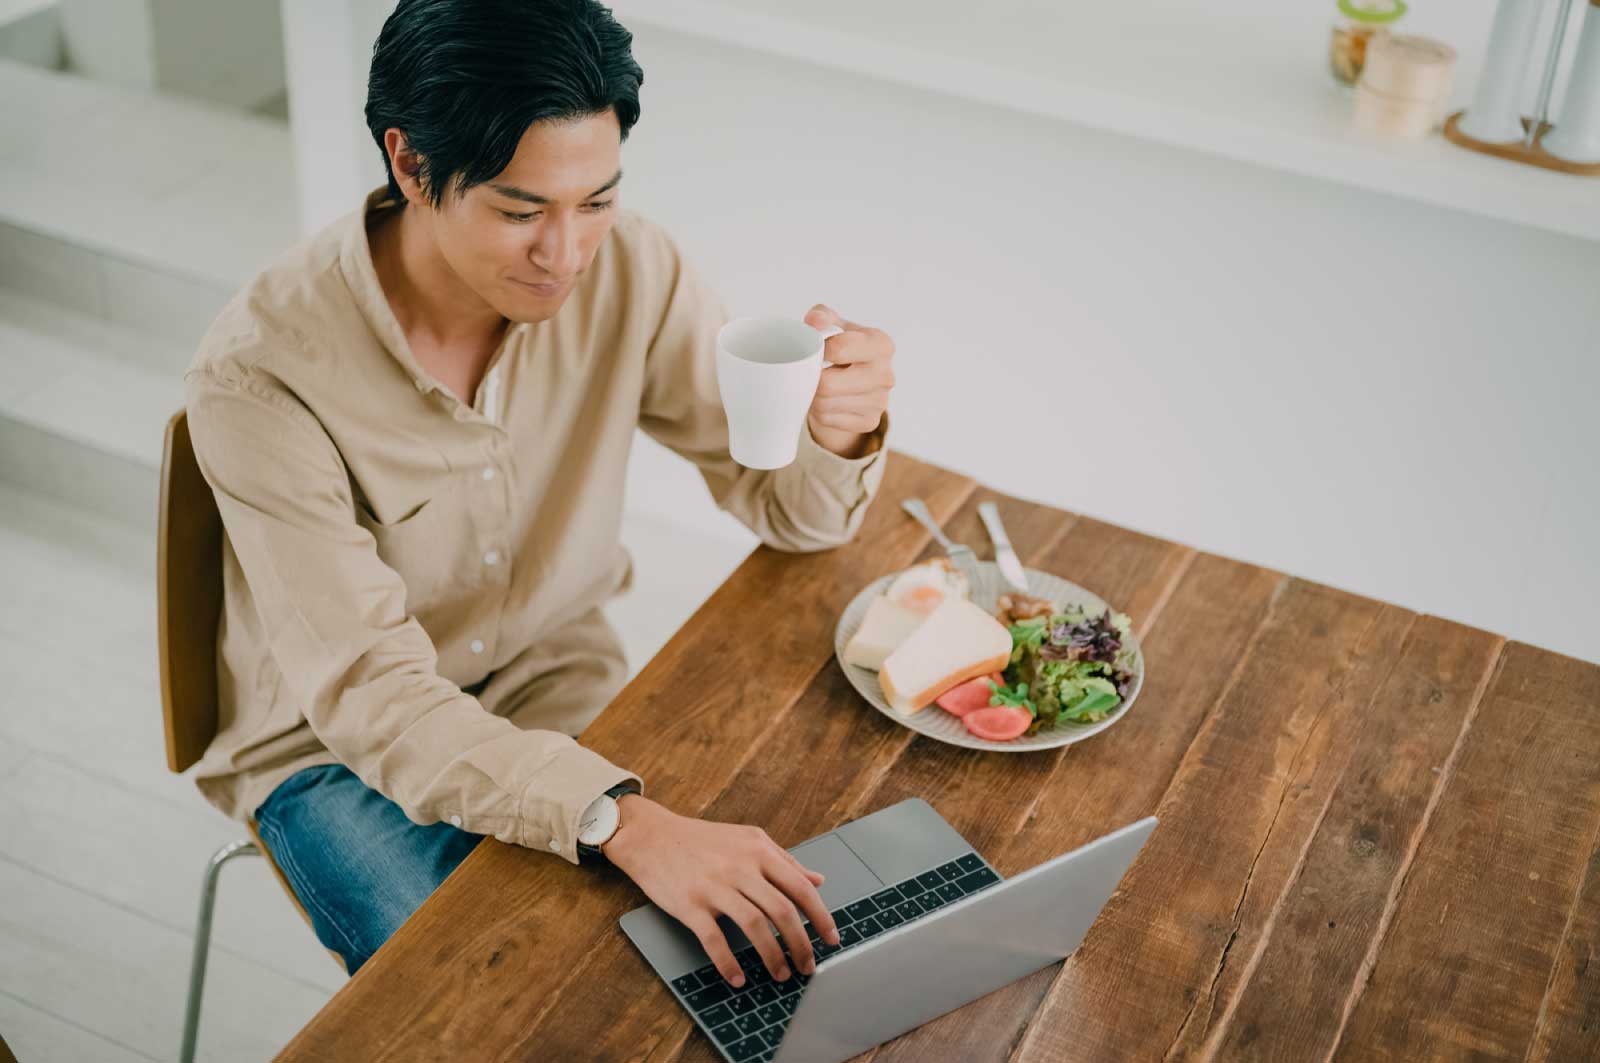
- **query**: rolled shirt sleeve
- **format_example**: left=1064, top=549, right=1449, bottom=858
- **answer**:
left=636, top=226, right=889, bottom=553
left=185, top=366, right=639, bottom=863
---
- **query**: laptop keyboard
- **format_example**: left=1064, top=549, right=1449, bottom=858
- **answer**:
left=668, top=851, right=1000, bottom=1063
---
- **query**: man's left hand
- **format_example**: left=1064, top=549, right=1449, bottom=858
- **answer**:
left=804, top=304, right=895, bottom=460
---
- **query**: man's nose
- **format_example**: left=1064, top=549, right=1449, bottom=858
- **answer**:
left=531, top=215, right=581, bottom=278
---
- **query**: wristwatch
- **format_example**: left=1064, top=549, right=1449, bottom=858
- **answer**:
left=576, top=781, right=640, bottom=863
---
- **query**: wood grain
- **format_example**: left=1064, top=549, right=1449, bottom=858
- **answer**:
left=867, top=551, right=1285, bottom=1062
left=1209, top=616, right=1504, bottom=1061
left=274, top=452, right=975, bottom=1062
left=1012, top=580, right=1414, bottom=1062
left=512, top=486, right=1081, bottom=1063
left=1526, top=834, right=1600, bottom=1063
left=1333, top=643, right=1600, bottom=1062
left=853, top=517, right=1199, bottom=1062
left=271, top=456, right=1600, bottom=1063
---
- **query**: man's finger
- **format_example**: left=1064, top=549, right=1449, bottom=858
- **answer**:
left=782, top=847, right=826, bottom=886
left=746, top=877, right=816, bottom=975
left=770, top=853, right=839, bottom=946
left=723, top=892, right=789, bottom=983
left=687, top=912, right=744, bottom=987
left=817, top=364, right=891, bottom=397
left=819, top=329, right=890, bottom=367
left=804, top=303, right=865, bottom=334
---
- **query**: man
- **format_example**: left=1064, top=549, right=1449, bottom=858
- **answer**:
left=185, top=0, right=896, bottom=984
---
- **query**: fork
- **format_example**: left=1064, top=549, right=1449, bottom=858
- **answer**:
left=900, top=498, right=982, bottom=591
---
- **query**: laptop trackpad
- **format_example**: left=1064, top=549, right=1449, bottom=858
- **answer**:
left=716, top=834, right=883, bottom=953
left=788, top=834, right=884, bottom=911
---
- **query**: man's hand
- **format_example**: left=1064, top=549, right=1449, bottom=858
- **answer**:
left=603, top=795, right=840, bottom=986
left=804, top=304, right=895, bottom=460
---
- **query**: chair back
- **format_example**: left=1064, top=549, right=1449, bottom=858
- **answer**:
left=158, top=409, right=224, bottom=773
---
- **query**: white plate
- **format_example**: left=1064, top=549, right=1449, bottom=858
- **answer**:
left=832, top=561, right=1145, bottom=753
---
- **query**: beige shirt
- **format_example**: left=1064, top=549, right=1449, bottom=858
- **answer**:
left=185, top=191, right=888, bottom=863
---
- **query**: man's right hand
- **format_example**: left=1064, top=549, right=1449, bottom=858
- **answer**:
left=602, top=794, right=840, bottom=986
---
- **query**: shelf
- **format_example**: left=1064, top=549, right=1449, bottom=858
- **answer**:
left=611, top=0, right=1600, bottom=243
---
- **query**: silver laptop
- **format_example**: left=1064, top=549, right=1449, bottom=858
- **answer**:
left=620, top=797, right=1156, bottom=1063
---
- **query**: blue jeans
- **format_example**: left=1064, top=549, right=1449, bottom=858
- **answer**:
left=254, top=763, right=482, bottom=974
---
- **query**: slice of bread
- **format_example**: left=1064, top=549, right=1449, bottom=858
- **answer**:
left=843, top=595, right=929, bottom=672
left=880, top=598, right=1013, bottom=714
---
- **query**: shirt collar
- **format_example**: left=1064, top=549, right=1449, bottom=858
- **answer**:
left=337, top=187, right=444, bottom=395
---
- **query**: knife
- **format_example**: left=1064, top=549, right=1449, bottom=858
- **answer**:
left=978, top=501, right=1030, bottom=592
left=900, top=498, right=982, bottom=590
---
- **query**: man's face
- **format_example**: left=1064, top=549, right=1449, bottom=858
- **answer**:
left=418, top=111, right=623, bottom=324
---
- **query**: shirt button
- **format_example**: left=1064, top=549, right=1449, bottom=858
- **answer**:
left=548, top=838, right=562, bottom=852
left=483, top=550, right=500, bottom=566
left=470, top=639, right=485, bottom=654
left=481, top=467, right=496, bottom=481
left=449, top=814, right=462, bottom=828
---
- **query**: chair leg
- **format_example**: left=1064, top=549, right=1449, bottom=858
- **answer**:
left=181, top=838, right=261, bottom=1063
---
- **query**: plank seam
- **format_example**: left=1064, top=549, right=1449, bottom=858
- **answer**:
left=1195, top=607, right=1421, bottom=1062
left=693, top=476, right=981, bottom=820
left=1524, top=653, right=1600, bottom=1061
left=0, top=986, right=164, bottom=1063
left=1321, top=627, right=1508, bottom=1063
left=1135, top=547, right=1199, bottom=641
left=1164, top=602, right=1414, bottom=1060
left=1007, top=544, right=1203, bottom=839
left=1006, top=573, right=1295, bottom=1063
left=0, top=848, right=336, bottom=998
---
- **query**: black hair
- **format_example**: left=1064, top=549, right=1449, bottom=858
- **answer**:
left=365, top=0, right=643, bottom=208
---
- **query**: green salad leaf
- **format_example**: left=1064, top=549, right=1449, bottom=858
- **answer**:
left=1001, top=604, right=1137, bottom=733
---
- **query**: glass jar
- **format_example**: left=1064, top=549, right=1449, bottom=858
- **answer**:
left=1330, top=0, right=1408, bottom=86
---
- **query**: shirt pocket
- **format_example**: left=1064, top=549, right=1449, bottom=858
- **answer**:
left=355, top=487, right=457, bottom=612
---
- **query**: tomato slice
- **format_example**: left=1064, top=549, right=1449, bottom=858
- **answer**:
left=963, top=704, right=1032, bottom=741
left=934, top=672, right=1006, bottom=717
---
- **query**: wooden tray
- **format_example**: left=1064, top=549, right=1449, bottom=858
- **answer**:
left=1443, top=111, right=1600, bottom=176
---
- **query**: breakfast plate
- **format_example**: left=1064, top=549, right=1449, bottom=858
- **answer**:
left=833, top=561, right=1145, bottom=752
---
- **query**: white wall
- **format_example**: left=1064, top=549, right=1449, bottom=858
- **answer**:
left=614, top=24, right=1599, bottom=665
left=279, top=9, right=1598, bottom=664
left=280, top=0, right=394, bottom=234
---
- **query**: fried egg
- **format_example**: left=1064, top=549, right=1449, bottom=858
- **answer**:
left=885, top=559, right=970, bottom=616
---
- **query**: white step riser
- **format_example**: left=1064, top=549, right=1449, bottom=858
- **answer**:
left=0, top=417, right=157, bottom=531
left=0, top=1, right=61, bottom=68
left=0, top=220, right=229, bottom=370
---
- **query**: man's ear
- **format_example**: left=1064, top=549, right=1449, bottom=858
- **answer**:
left=383, top=128, right=429, bottom=207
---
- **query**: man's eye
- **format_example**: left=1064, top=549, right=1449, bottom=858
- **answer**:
left=584, top=200, right=615, bottom=212
left=500, top=210, right=537, bottom=223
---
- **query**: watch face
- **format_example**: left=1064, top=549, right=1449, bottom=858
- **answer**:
left=578, top=795, right=619, bottom=846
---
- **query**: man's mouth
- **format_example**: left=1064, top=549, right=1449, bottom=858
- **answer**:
left=513, top=277, right=569, bottom=295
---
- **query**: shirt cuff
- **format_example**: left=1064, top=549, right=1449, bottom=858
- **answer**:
left=516, top=746, right=643, bottom=866
left=795, top=412, right=891, bottom=496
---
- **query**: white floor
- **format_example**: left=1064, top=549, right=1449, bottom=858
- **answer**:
left=0, top=482, right=746, bottom=1062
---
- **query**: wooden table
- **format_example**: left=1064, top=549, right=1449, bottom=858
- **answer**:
left=276, top=453, right=1600, bottom=1063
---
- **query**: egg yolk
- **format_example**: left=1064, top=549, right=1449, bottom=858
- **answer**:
left=900, top=585, right=946, bottom=614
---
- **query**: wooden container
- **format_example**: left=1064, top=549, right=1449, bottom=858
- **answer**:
left=1354, top=34, right=1457, bottom=139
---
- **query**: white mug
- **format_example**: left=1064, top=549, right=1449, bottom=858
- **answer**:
left=716, top=316, right=843, bottom=469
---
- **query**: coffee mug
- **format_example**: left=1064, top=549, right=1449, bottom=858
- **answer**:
left=716, top=316, right=843, bottom=469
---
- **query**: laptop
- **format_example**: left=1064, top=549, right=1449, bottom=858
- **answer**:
left=620, top=798, right=1156, bottom=1063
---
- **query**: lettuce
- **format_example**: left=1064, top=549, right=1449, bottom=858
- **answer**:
left=1002, top=605, right=1136, bottom=732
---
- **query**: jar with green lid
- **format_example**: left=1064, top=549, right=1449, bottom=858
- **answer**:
left=1330, top=0, right=1408, bottom=86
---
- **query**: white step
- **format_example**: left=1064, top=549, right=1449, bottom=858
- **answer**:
left=0, top=217, right=234, bottom=350
left=0, top=57, right=296, bottom=296
left=0, top=0, right=60, bottom=67
left=0, top=288, right=180, bottom=528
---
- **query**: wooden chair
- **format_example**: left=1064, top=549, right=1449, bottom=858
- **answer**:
left=158, top=409, right=341, bottom=1063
